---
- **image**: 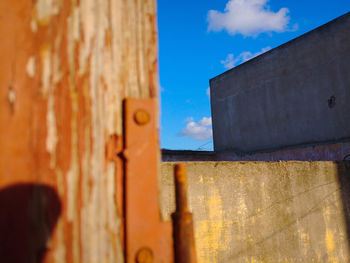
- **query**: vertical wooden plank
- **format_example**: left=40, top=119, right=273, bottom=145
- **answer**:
left=0, top=0, right=159, bottom=262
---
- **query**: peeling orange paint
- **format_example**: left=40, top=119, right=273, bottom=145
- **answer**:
left=0, top=0, right=159, bottom=262
left=26, top=56, right=36, bottom=78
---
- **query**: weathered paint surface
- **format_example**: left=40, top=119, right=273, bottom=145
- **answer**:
left=161, top=162, right=350, bottom=263
left=0, top=0, right=158, bottom=262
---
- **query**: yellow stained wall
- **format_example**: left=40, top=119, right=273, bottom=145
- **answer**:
left=160, top=161, right=350, bottom=263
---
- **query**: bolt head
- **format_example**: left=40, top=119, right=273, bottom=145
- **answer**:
left=134, top=109, right=150, bottom=125
left=135, top=247, right=153, bottom=263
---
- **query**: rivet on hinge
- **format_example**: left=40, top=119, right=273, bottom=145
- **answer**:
left=134, top=109, right=150, bottom=125
left=135, top=247, right=153, bottom=263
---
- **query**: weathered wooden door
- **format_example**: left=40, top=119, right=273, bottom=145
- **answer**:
left=0, top=0, right=164, bottom=262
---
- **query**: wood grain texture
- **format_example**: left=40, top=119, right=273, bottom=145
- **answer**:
left=0, top=0, right=158, bottom=262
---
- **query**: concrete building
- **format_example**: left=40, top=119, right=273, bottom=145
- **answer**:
left=209, top=12, right=350, bottom=160
left=161, top=12, right=350, bottom=263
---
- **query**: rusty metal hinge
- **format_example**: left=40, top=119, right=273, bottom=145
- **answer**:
left=123, top=98, right=173, bottom=263
left=107, top=98, right=197, bottom=263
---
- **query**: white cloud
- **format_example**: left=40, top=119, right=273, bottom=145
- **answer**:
left=206, top=87, right=210, bottom=99
left=198, top=117, right=212, bottom=126
left=207, top=0, right=291, bottom=37
left=179, top=117, right=213, bottom=141
left=221, top=46, right=271, bottom=69
left=221, top=54, right=239, bottom=69
left=184, top=117, right=194, bottom=122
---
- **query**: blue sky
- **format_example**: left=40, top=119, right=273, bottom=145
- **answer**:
left=158, top=0, right=350, bottom=151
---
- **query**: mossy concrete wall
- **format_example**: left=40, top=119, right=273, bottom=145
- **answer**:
left=160, top=162, right=350, bottom=263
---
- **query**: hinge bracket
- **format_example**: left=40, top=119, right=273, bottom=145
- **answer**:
left=123, top=98, right=174, bottom=263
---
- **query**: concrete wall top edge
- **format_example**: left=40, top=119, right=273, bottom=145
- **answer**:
left=162, top=161, right=339, bottom=165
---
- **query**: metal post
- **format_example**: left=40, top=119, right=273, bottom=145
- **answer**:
left=172, top=163, right=197, bottom=263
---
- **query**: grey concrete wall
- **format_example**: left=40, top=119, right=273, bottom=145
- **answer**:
left=160, top=161, right=350, bottom=263
left=210, top=12, right=350, bottom=153
left=162, top=141, right=350, bottom=161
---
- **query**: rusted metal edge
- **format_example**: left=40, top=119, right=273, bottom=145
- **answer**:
left=172, top=164, right=197, bottom=263
left=123, top=98, right=173, bottom=263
